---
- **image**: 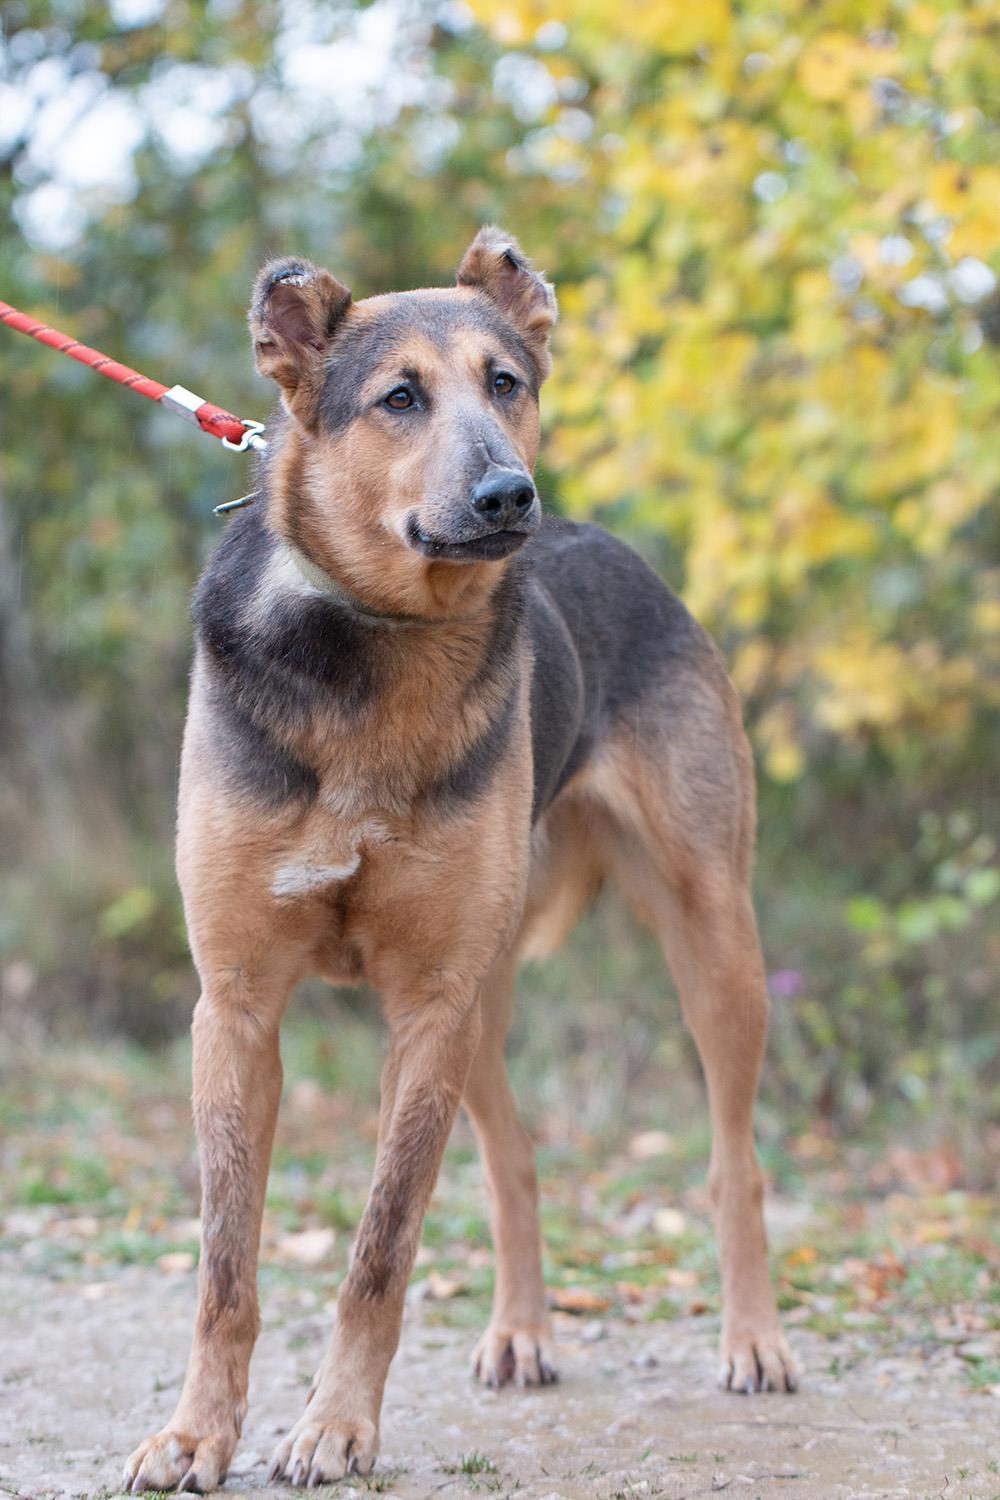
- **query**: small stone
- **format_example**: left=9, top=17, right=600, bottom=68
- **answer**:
left=157, top=1251, right=196, bottom=1274
left=276, top=1228, right=335, bottom=1265
left=49, top=1215, right=101, bottom=1239
left=629, top=1130, right=675, bottom=1161
left=652, top=1208, right=687, bottom=1238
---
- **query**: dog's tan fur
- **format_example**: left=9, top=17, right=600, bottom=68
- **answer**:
left=124, top=229, right=794, bottom=1495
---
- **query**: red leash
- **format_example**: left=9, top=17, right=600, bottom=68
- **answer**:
left=0, top=297, right=267, bottom=456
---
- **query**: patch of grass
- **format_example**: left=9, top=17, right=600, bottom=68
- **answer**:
left=646, top=1296, right=680, bottom=1321
left=441, top=1450, right=498, bottom=1476
left=360, top=1468, right=406, bottom=1493
left=961, top=1357, right=1000, bottom=1392
left=14, top=1156, right=118, bottom=1207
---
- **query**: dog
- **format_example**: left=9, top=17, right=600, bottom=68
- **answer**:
left=124, top=227, right=796, bottom=1493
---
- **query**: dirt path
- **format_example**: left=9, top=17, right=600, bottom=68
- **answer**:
left=2, top=1265, right=997, bottom=1500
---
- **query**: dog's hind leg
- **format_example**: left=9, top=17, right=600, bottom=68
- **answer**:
left=651, top=857, right=797, bottom=1393
left=596, top=683, right=797, bottom=1395
left=463, top=952, right=556, bottom=1388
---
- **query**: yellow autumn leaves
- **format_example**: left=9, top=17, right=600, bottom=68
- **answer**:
left=469, top=0, right=999, bottom=780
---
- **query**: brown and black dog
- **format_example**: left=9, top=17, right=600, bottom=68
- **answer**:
left=124, top=227, right=796, bottom=1493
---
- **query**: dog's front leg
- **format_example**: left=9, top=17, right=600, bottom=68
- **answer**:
left=125, top=979, right=288, bottom=1493
left=269, top=986, right=482, bottom=1486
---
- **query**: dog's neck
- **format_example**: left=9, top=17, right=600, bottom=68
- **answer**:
left=279, top=535, right=502, bottom=630
left=282, top=541, right=424, bottom=627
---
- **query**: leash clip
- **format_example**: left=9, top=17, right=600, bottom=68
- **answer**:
left=221, top=419, right=267, bottom=453
left=213, top=492, right=256, bottom=517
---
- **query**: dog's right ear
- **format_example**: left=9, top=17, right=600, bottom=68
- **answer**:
left=249, top=257, right=352, bottom=408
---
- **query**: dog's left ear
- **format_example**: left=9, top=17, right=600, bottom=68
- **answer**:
left=456, top=226, right=557, bottom=381
left=249, top=257, right=352, bottom=422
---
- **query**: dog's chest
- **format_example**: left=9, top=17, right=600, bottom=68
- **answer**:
left=268, top=807, right=391, bottom=902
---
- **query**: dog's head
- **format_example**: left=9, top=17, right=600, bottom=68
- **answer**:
left=249, top=227, right=557, bottom=615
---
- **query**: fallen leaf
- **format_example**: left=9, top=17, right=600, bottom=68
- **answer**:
left=425, top=1271, right=467, bottom=1300
left=551, top=1287, right=611, bottom=1313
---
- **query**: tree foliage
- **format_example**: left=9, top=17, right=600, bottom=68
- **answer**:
left=0, top=1, right=996, bottom=1123
left=459, top=0, right=1000, bottom=783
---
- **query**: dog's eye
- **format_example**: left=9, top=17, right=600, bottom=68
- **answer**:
left=384, top=386, right=415, bottom=410
left=493, top=371, right=517, bottom=396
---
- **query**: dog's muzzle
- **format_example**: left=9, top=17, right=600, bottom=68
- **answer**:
left=406, top=469, right=540, bottom=562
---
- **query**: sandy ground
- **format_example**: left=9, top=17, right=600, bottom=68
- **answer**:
left=2, top=1266, right=997, bottom=1500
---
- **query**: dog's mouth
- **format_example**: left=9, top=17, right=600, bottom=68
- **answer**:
left=405, top=518, right=531, bottom=563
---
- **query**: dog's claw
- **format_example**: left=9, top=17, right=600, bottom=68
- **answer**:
left=177, top=1467, right=200, bottom=1494
left=472, top=1325, right=558, bottom=1390
left=291, top=1458, right=308, bottom=1486
left=721, top=1325, right=798, bottom=1396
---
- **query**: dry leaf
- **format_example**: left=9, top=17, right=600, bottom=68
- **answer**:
left=551, top=1287, right=611, bottom=1313
left=425, top=1270, right=467, bottom=1300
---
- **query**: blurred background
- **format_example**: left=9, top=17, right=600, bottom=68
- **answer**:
left=1, top=0, right=998, bottom=1183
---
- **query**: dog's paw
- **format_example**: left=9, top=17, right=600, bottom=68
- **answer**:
left=123, top=1428, right=233, bottom=1494
left=472, top=1323, right=558, bottom=1389
left=720, top=1322, right=798, bottom=1394
left=268, top=1413, right=378, bottom=1486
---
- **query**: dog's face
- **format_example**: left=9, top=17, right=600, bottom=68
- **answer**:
left=249, top=228, right=557, bottom=610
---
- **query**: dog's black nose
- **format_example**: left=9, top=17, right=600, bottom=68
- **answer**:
left=471, top=470, right=537, bottom=527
